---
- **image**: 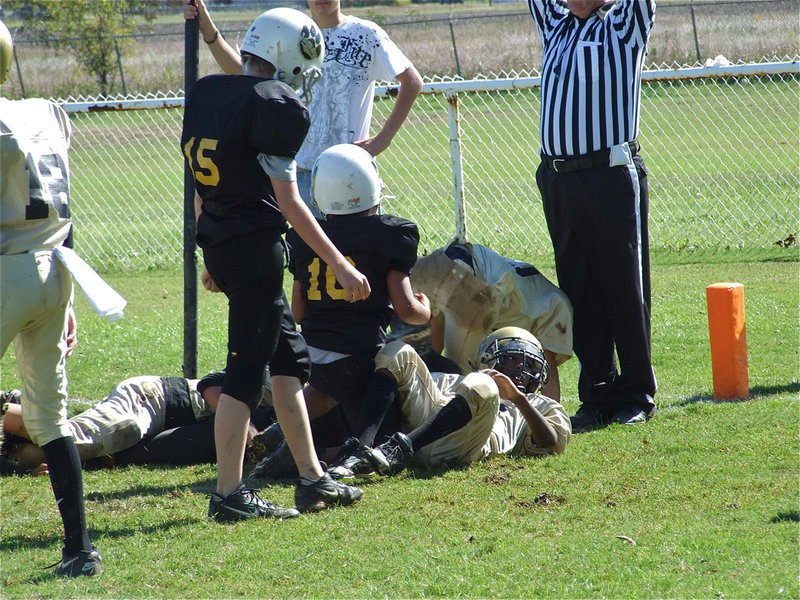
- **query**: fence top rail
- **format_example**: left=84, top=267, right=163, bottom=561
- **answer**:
left=58, top=61, right=798, bottom=112
left=375, top=61, right=800, bottom=96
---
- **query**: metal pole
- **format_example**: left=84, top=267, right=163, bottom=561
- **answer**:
left=114, top=40, right=127, bottom=95
left=12, top=42, right=24, bottom=96
left=690, top=3, right=701, bottom=63
left=447, top=91, right=468, bottom=244
left=448, top=19, right=461, bottom=79
left=183, top=8, right=199, bottom=379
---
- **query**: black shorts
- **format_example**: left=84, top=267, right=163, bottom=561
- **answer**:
left=203, top=228, right=310, bottom=410
left=308, top=353, right=375, bottom=430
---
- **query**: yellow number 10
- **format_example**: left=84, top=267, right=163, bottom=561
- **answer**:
left=306, top=256, right=357, bottom=301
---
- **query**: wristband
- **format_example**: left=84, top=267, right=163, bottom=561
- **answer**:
left=203, top=30, right=220, bottom=44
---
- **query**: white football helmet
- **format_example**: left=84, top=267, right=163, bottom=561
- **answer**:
left=0, top=20, right=12, bottom=85
left=240, top=8, right=324, bottom=103
left=476, top=326, right=550, bottom=395
left=311, top=144, right=381, bottom=216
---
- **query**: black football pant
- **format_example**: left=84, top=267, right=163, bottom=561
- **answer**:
left=536, top=155, right=657, bottom=413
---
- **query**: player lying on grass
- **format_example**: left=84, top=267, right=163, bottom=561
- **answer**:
left=0, top=373, right=275, bottom=475
left=325, top=327, right=572, bottom=478
left=410, top=242, right=573, bottom=402
left=248, top=143, right=430, bottom=479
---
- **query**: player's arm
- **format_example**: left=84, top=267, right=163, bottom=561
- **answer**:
left=272, top=178, right=370, bottom=303
left=429, top=312, right=445, bottom=353
left=483, top=369, right=557, bottom=449
left=387, top=270, right=430, bottom=325
left=184, top=0, right=243, bottom=75
left=291, top=279, right=306, bottom=323
left=355, top=65, right=423, bottom=157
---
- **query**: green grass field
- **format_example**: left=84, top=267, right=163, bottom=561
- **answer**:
left=1, top=250, right=797, bottom=598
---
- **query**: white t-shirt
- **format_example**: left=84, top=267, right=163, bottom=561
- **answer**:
left=295, top=16, right=413, bottom=170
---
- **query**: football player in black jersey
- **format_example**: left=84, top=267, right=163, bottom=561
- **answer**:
left=181, top=8, right=369, bottom=519
left=250, top=144, right=430, bottom=477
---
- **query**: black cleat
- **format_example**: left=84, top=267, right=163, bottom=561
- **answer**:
left=50, top=547, right=103, bottom=578
left=208, top=484, right=299, bottom=522
left=374, top=432, right=414, bottom=475
left=294, top=473, right=363, bottom=513
left=249, top=440, right=299, bottom=480
left=327, top=437, right=387, bottom=480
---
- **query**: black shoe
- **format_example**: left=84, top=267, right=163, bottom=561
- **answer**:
left=373, top=432, right=413, bottom=475
left=50, top=546, right=103, bottom=578
left=327, top=437, right=386, bottom=480
left=570, top=404, right=608, bottom=433
left=294, top=473, right=363, bottom=512
left=208, top=484, right=299, bottom=522
left=249, top=440, right=299, bottom=480
left=245, top=422, right=285, bottom=463
left=610, top=406, right=648, bottom=426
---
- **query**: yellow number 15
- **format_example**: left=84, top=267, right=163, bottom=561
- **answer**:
left=183, top=137, right=220, bottom=186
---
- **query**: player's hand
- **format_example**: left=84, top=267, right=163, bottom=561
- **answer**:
left=414, top=292, right=430, bottom=312
left=245, top=422, right=259, bottom=447
left=201, top=267, right=221, bottom=293
left=353, top=135, right=389, bottom=158
left=184, top=0, right=213, bottom=34
left=183, top=0, right=198, bottom=20
left=481, top=368, right=524, bottom=403
left=334, top=263, right=371, bottom=303
left=65, top=305, right=78, bottom=357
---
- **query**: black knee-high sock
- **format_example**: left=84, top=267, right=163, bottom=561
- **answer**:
left=407, top=395, right=473, bottom=451
left=310, top=406, right=351, bottom=449
left=42, top=436, right=91, bottom=554
left=355, top=371, right=398, bottom=447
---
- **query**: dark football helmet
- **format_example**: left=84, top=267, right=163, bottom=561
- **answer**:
left=475, top=326, right=549, bottom=395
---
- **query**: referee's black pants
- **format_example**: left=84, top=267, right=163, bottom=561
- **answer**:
left=536, top=154, right=657, bottom=414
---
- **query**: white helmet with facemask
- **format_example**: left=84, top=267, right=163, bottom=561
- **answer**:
left=240, top=8, right=324, bottom=103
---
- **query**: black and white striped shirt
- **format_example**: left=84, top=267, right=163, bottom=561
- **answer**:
left=528, top=0, right=655, bottom=157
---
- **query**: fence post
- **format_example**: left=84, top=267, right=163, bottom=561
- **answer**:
left=447, top=91, right=468, bottom=244
left=115, top=40, right=127, bottom=96
left=12, top=41, right=24, bottom=97
left=448, top=18, right=462, bottom=79
left=183, top=13, right=199, bottom=379
left=690, top=2, right=702, bottom=63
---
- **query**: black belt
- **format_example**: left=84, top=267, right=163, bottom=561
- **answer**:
left=541, top=141, right=639, bottom=174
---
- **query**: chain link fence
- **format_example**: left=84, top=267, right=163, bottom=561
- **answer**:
left=3, top=1, right=796, bottom=271
left=3, top=0, right=798, bottom=98
left=59, top=61, right=798, bottom=272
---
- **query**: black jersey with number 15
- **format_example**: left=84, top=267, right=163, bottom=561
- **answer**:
left=181, top=74, right=310, bottom=248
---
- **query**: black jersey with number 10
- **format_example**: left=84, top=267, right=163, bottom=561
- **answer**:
left=287, top=214, right=419, bottom=355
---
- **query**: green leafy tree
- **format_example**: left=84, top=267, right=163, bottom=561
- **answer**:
left=5, top=0, right=159, bottom=96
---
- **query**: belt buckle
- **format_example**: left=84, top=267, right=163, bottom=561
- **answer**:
left=552, top=158, right=566, bottom=173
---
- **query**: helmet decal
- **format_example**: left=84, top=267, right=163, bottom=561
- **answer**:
left=299, top=25, right=323, bottom=61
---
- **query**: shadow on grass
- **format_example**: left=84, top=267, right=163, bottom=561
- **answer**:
left=0, top=516, right=198, bottom=553
left=675, top=382, right=799, bottom=406
left=771, top=510, right=800, bottom=523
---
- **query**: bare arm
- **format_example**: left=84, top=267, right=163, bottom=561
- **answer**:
left=387, top=270, right=430, bottom=325
left=194, top=191, right=222, bottom=292
left=355, top=66, right=423, bottom=157
left=272, top=178, right=371, bottom=303
left=482, top=368, right=558, bottom=449
left=291, top=279, right=306, bottom=324
left=430, top=312, right=445, bottom=353
left=184, top=0, right=243, bottom=75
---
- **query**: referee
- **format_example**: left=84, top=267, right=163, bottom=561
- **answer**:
left=528, top=0, right=658, bottom=432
